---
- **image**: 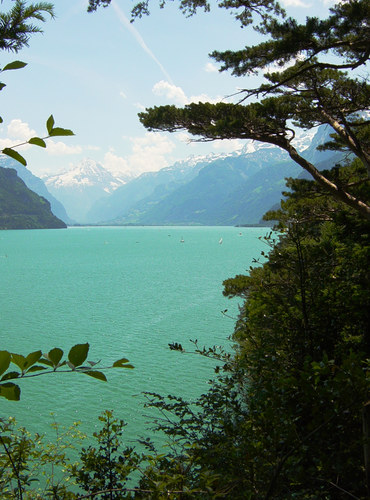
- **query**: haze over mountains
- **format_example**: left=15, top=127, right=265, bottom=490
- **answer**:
left=0, top=125, right=344, bottom=228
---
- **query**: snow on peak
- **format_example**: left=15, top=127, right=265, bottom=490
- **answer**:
left=44, top=158, right=126, bottom=192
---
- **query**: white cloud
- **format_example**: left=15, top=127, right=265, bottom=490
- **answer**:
left=281, top=0, right=311, bottom=6
left=120, top=91, right=127, bottom=99
left=45, top=140, right=83, bottom=156
left=133, top=102, right=146, bottom=111
left=103, top=132, right=176, bottom=178
left=152, top=80, right=224, bottom=105
left=212, top=139, right=243, bottom=153
left=103, top=151, right=130, bottom=177
left=153, top=81, right=188, bottom=105
left=7, top=119, right=36, bottom=140
left=129, top=132, right=175, bottom=174
left=204, top=62, right=218, bottom=73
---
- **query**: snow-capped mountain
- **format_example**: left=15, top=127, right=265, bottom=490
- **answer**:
left=44, top=159, right=127, bottom=222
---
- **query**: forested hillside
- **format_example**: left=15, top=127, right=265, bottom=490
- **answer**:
left=0, top=167, right=66, bottom=229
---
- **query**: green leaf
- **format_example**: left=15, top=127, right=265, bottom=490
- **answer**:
left=1, top=371, right=20, bottom=381
left=0, top=351, right=11, bottom=376
left=68, top=343, right=89, bottom=368
left=28, top=137, right=46, bottom=148
left=11, top=353, right=26, bottom=370
left=46, top=115, right=55, bottom=134
left=0, top=83, right=6, bottom=91
left=26, top=365, right=47, bottom=373
left=0, top=383, right=20, bottom=401
left=2, top=148, right=27, bottom=166
left=24, top=350, right=42, bottom=370
left=49, top=127, right=74, bottom=137
left=113, top=358, right=134, bottom=368
left=84, top=370, right=107, bottom=382
left=47, top=347, right=63, bottom=367
left=2, top=60, right=27, bottom=71
left=38, top=358, right=54, bottom=367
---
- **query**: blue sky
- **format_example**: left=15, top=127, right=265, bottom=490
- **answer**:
left=0, top=0, right=335, bottom=178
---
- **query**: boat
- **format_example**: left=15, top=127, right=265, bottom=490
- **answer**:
left=219, top=237, right=223, bottom=244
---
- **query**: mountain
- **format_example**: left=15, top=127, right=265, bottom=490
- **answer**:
left=114, top=148, right=301, bottom=225
left=88, top=126, right=340, bottom=226
left=86, top=154, right=223, bottom=223
left=0, top=156, right=72, bottom=224
left=44, top=159, right=127, bottom=222
left=0, top=167, right=66, bottom=229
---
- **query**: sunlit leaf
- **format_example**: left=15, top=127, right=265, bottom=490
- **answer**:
left=84, top=370, right=107, bottom=382
left=38, top=358, right=54, bottom=367
left=2, top=60, right=27, bottom=71
left=11, top=353, right=26, bottom=370
left=2, top=148, right=26, bottom=166
left=24, top=351, right=42, bottom=369
left=27, top=365, right=47, bottom=373
left=49, top=127, right=74, bottom=137
left=0, top=382, right=20, bottom=401
left=0, top=351, right=11, bottom=376
left=28, top=137, right=46, bottom=148
left=68, top=343, right=89, bottom=368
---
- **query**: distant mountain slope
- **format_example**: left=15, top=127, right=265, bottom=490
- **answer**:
left=108, top=126, right=345, bottom=226
left=86, top=154, right=221, bottom=223
left=0, top=156, right=72, bottom=224
left=115, top=149, right=298, bottom=225
left=0, top=168, right=66, bottom=229
left=44, top=159, right=127, bottom=222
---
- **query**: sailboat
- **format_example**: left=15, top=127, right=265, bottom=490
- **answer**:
left=180, top=237, right=185, bottom=243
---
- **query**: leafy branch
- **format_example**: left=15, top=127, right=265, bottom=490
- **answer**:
left=0, top=343, right=134, bottom=401
left=1, top=60, right=74, bottom=166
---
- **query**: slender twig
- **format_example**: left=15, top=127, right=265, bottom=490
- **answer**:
left=0, top=434, right=23, bottom=500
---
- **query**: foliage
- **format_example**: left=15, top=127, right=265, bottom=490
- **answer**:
left=0, top=343, right=134, bottom=401
left=0, top=0, right=54, bottom=53
left=70, top=410, right=141, bottom=500
left=0, top=3, right=74, bottom=165
left=134, top=163, right=369, bottom=499
left=0, top=415, right=85, bottom=499
left=89, top=0, right=370, bottom=218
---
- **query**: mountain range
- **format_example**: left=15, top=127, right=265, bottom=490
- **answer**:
left=1, top=125, right=344, bottom=228
left=66, top=125, right=340, bottom=225
left=44, top=158, right=127, bottom=222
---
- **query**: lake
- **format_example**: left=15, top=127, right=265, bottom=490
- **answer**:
left=0, top=226, right=267, bottom=444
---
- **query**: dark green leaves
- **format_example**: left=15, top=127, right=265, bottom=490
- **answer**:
left=0, top=383, right=20, bottom=401
left=0, top=345, right=133, bottom=400
left=28, top=137, right=46, bottom=148
left=46, top=115, right=74, bottom=137
left=113, top=358, right=134, bottom=369
left=2, top=60, right=27, bottom=71
left=84, top=370, right=107, bottom=382
left=49, top=127, right=74, bottom=137
left=46, top=347, right=64, bottom=368
left=46, top=114, right=55, bottom=134
left=0, top=351, right=11, bottom=376
left=68, top=343, right=89, bottom=369
left=2, top=148, right=27, bottom=166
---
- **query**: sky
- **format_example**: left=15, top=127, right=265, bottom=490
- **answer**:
left=0, top=0, right=336, bottom=178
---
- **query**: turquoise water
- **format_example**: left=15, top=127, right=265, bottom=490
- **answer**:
left=0, top=226, right=267, bottom=442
